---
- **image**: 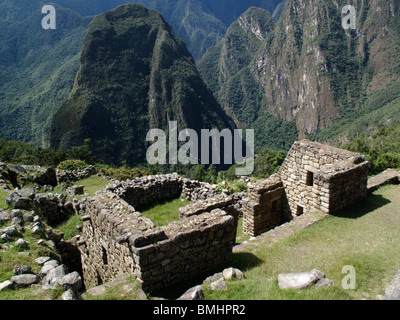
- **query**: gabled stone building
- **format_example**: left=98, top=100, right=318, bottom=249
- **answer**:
left=243, top=140, right=370, bottom=236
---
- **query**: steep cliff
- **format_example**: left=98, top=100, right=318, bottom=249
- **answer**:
left=50, top=4, right=234, bottom=165
left=199, top=0, right=400, bottom=148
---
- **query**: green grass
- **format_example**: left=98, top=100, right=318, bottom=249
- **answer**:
left=0, top=189, right=10, bottom=210
left=73, top=175, right=109, bottom=197
left=204, top=184, right=400, bottom=300
left=141, top=198, right=193, bottom=227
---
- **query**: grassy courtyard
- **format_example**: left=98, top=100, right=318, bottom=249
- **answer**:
left=203, top=184, right=400, bottom=300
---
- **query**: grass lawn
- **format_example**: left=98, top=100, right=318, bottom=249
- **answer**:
left=0, top=189, right=10, bottom=210
left=204, top=184, right=400, bottom=300
left=141, top=197, right=192, bottom=226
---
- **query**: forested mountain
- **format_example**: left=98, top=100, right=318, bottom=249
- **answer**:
left=0, top=0, right=90, bottom=147
left=49, top=4, right=234, bottom=166
left=53, top=0, right=286, bottom=60
left=0, top=0, right=284, bottom=149
left=199, top=0, right=400, bottom=150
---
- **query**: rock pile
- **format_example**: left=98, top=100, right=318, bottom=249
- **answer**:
left=0, top=257, right=83, bottom=300
left=177, top=267, right=245, bottom=300
left=6, top=188, right=75, bottom=226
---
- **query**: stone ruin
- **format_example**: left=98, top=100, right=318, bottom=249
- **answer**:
left=243, top=140, right=370, bottom=236
left=78, top=174, right=241, bottom=291
left=77, top=139, right=370, bottom=292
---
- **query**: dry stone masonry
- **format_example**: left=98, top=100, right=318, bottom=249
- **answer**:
left=78, top=192, right=238, bottom=291
left=243, top=140, right=370, bottom=237
left=76, top=139, right=372, bottom=292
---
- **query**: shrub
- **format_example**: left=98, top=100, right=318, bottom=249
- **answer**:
left=57, top=159, right=88, bottom=171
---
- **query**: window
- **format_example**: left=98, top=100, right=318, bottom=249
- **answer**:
left=102, top=247, right=108, bottom=265
left=306, top=171, right=314, bottom=187
left=296, top=205, right=304, bottom=216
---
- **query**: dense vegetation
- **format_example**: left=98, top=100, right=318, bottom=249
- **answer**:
left=50, top=4, right=234, bottom=167
left=0, top=0, right=90, bottom=147
left=340, top=124, right=400, bottom=175
left=199, top=0, right=400, bottom=152
left=0, top=0, right=286, bottom=151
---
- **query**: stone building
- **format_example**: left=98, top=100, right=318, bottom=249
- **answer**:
left=78, top=180, right=238, bottom=292
left=243, top=140, right=370, bottom=237
left=77, top=140, right=370, bottom=291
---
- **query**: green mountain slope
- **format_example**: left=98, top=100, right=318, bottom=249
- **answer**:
left=0, top=0, right=285, bottom=149
left=54, top=0, right=286, bottom=60
left=49, top=4, right=234, bottom=166
left=198, top=6, right=298, bottom=150
left=0, top=0, right=91, bottom=147
left=199, top=0, right=400, bottom=150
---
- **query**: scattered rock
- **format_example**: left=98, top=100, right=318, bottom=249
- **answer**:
left=203, top=272, right=223, bottom=284
left=385, top=269, right=400, bottom=300
left=13, top=265, right=32, bottom=275
left=177, top=285, right=204, bottom=300
left=39, top=260, right=60, bottom=278
left=210, top=278, right=228, bottom=291
left=0, top=280, right=13, bottom=291
left=61, top=288, right=79, bottom=300
left=315, top=278, right=334, bottom=288
left=35, top=256, right=51, bottom=265
left=15, top=238, right=29, bottom=249
left=57, top=271, right=83, bottom=292
left=222, top=267, right=245, bottom=281
left=41, top=264, right=68, bottom=289
left=67, top=185, right=85, bottom=197
left=11, top=274, right=39, bottom=289
left=278, top=269, right=326, bottom=290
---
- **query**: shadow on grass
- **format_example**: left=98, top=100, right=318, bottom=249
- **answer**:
left=149, top=252, right=263, bottom=300
left=233, top=252, right=263, bottom=272
left=332, top=193, right=391, bottom=220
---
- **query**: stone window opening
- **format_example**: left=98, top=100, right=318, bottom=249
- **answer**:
left=296, top=205, right=304, bottom=216
left=102, top=246, right=108, bottom=265
left=306, top=171, right=314, bottom=187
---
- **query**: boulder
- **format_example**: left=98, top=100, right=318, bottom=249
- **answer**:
left=13, top=265, right=32, bottom=275
left=0, top=280, right=13, bottom=291
left=11, top=274, right=39, bottom=289
left=385, top=269, right=400, bottom=300
left=61, top=289, right=79, bottom=300
left=210, top=278, right=228, bottom=291
left=177, top=285, right=204, bottom=300
left=6, top=188, right=35, bottom=209
left=15, top=238, right=29, bottom=249
left=35, top=256, right=51, bottom=265
left=57, top=271, right=83, bottom=292
left=278, top=269, right=326, bottom=290
left=223, top=267, right=245, bottom=281
left=41, top=264, right=68, bottom=289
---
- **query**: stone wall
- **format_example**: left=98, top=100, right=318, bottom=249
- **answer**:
left=78, top=192, right=238, bottom=291
left=242, top=140, right=370, bottom=237
left=242, top=175, right=285, bottom=237
left=103, top=174, right=183, bottom=211
left=181, top=178, right=219, bottom=201
left=278, top=140, right=369, bottom=216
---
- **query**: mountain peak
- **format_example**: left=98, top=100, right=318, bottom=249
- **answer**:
left=50, top=3, right=233, bottom=166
